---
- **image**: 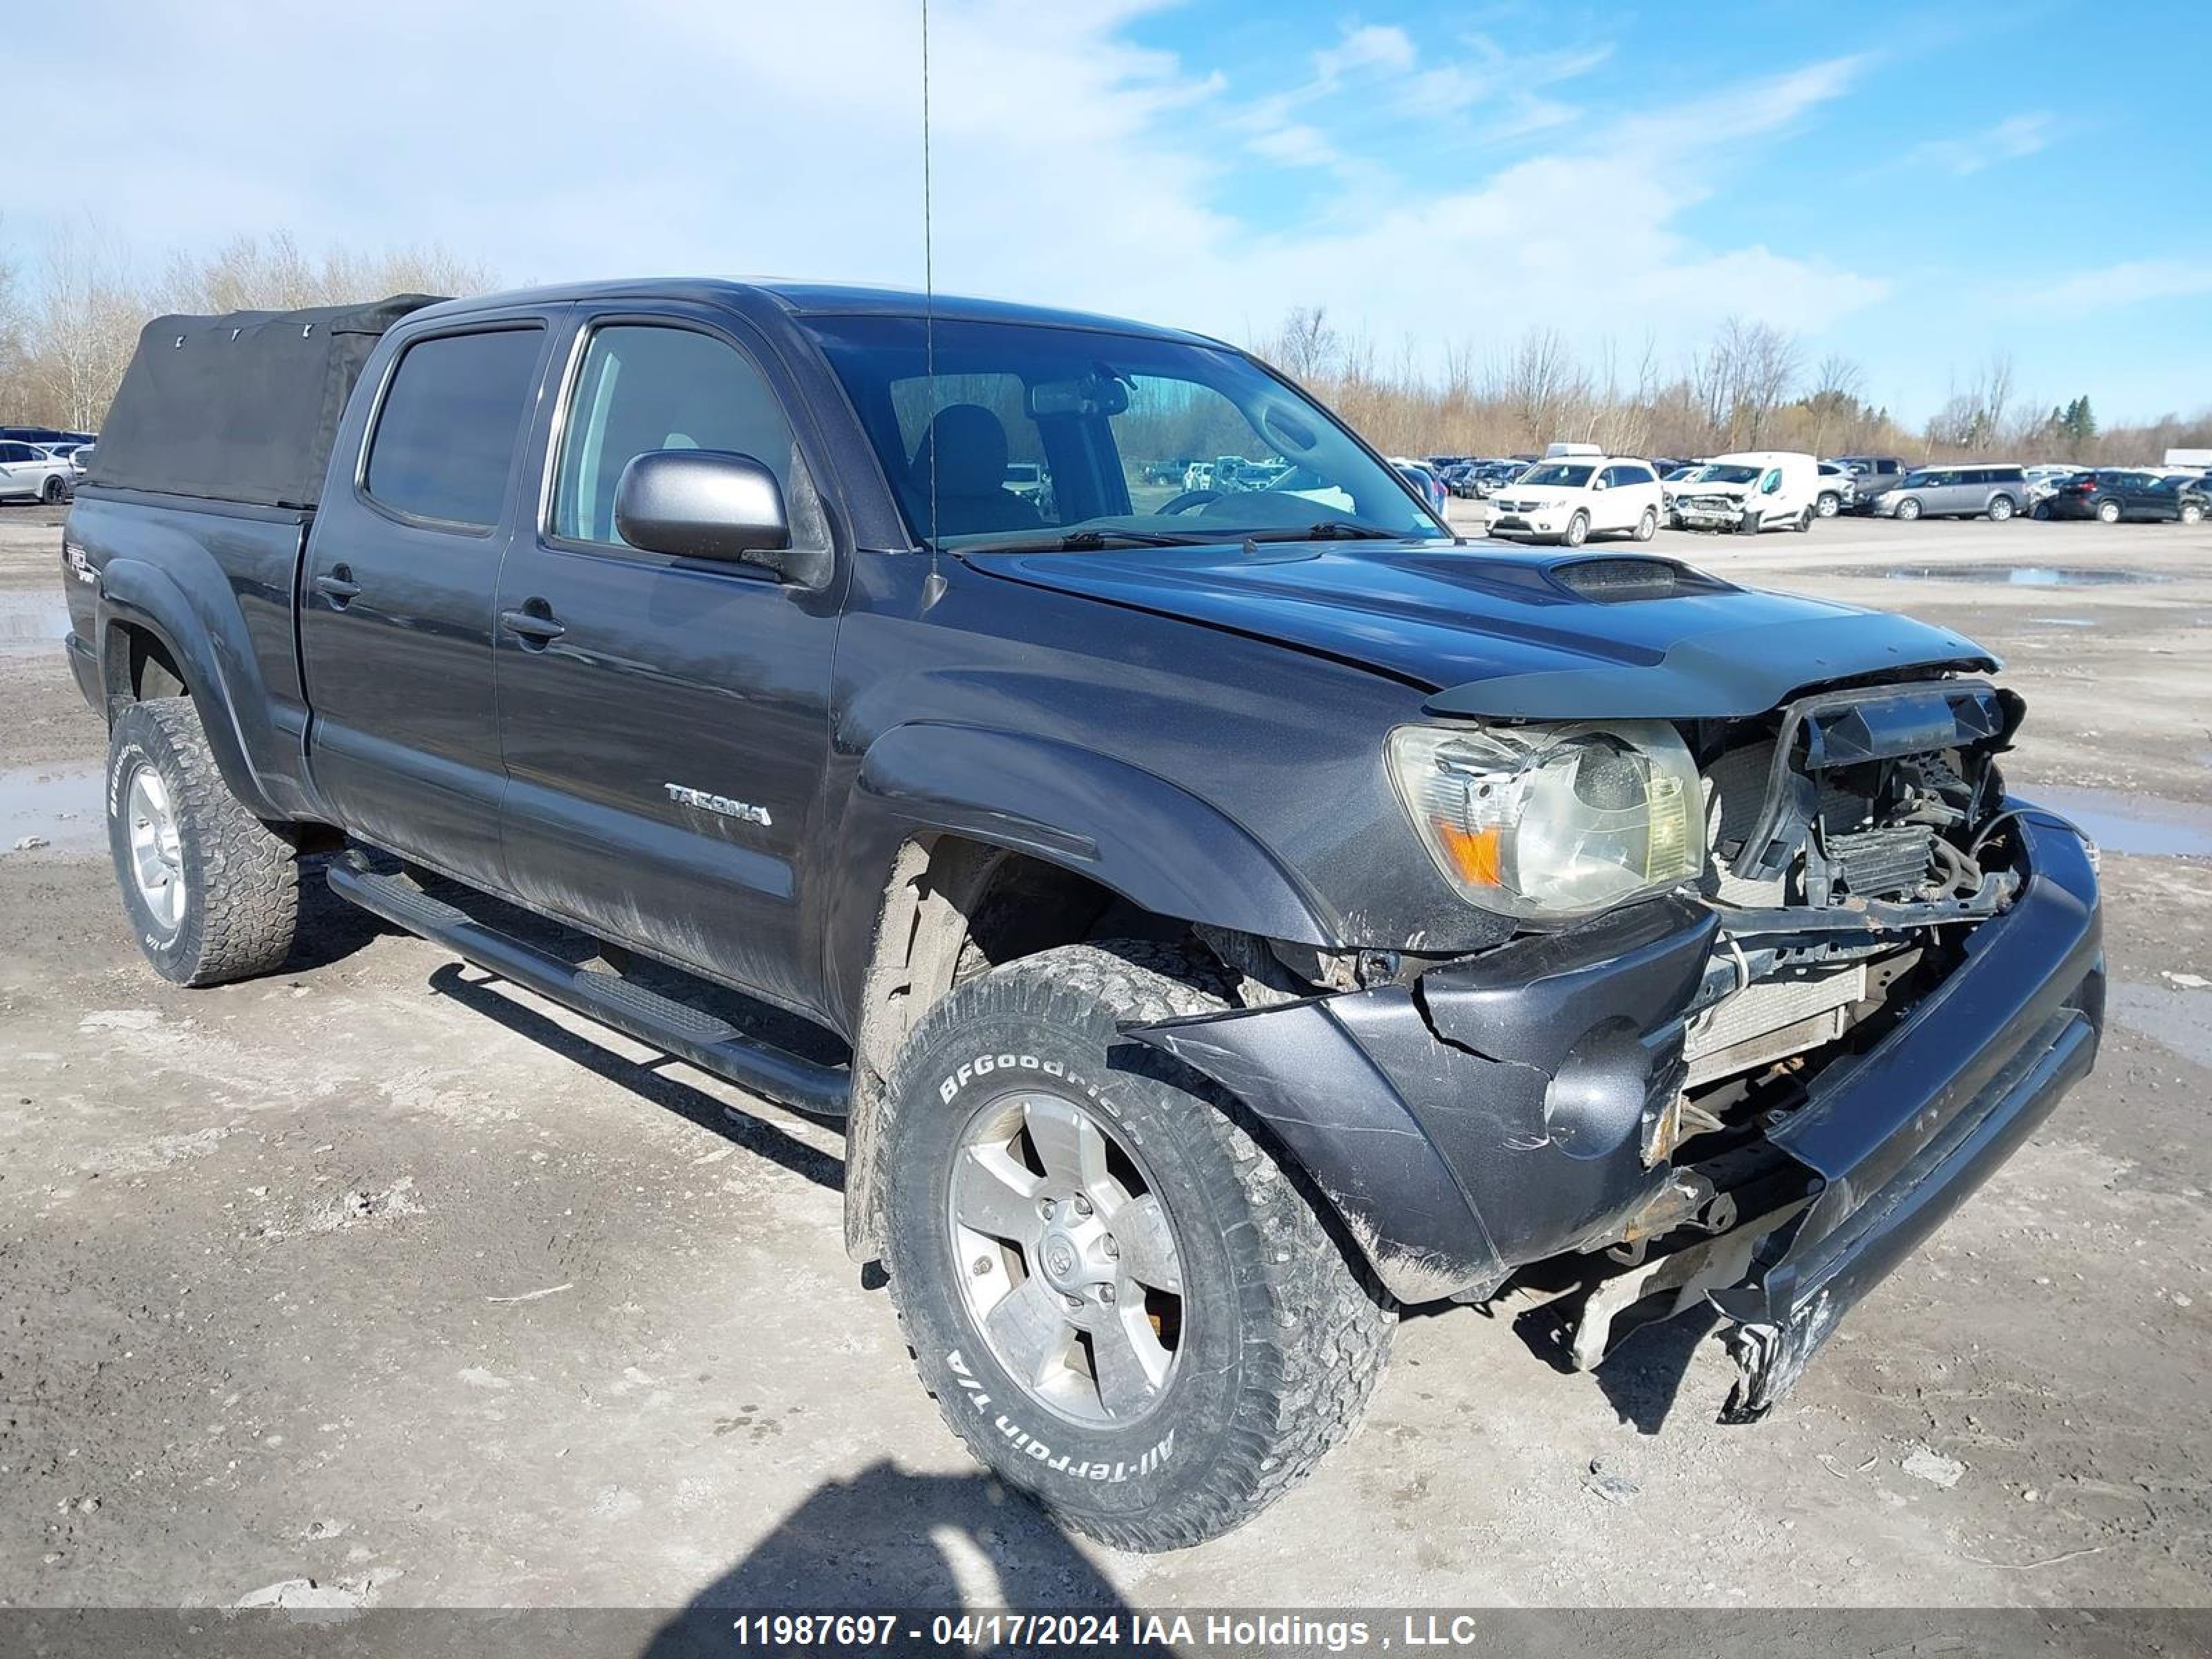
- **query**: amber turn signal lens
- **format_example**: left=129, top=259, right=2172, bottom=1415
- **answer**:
left=1434, top=820, right=1502, bottom=887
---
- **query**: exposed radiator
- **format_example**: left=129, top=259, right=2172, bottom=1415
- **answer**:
left=1683, top=964, right=1868, bottom=1088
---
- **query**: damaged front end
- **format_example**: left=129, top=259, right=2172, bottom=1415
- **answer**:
left=1133, top=675, right=2104, bottom=1421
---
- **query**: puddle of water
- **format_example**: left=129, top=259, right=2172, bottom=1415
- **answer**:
left=1853, top=563, right=2164, bottom=588
left=0, top=761, right=106, bottom=853
left=2025, top=786, right=2212, bottom=858
left=2108, top=984, right=2212, bottom=1071
left=0, top=590, right=71, bottom=644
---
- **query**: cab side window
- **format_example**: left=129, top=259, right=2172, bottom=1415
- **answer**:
left=553, top=324, right=823, bottom=550
left=364, top=328, right=545, bottom=530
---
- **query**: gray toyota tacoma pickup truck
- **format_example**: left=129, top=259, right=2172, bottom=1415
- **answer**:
left=61, top=281, right=2103, bottom=1550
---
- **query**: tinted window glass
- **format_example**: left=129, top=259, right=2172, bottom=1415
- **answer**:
left=803, top=314, right=1436, bottom=547
left=554, top=324, right=818, bottom=548
left=0, top=443, right=28, bottom=462
left=1619, top=463, right=1654, bottom=484
left=364, top=328, right=543, bottom=529
left=1994, top=467, right=2023, bottom=483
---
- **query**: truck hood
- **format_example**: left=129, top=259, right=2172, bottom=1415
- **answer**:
left=968, top=540, right=1997, bottom=720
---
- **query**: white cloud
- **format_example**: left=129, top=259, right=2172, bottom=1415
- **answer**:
left=1314, top=24, right=1418, bottom=84
left=1905, top=112, right=2052, bottom=176
left=0, top=1, right=1885, bottom=377
left=2022, top=259, right=2212, bottom=315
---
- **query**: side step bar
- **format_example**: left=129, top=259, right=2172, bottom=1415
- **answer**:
left=328, top=859, right=850, bottom=1118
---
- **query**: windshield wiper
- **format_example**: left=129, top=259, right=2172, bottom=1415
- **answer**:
left=955, top=527, right=1210, bottom=554
left=1235, top=521, right=1405, bottom=543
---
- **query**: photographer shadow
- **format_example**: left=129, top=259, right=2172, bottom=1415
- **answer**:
left=639, top=1462, right=1132, bottom=1657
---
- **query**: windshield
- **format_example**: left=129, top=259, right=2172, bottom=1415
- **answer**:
left=802, top=315, right=1441, bottom=550
left=1691, top=463, right=1761, bottom=485
left=1516, top=462, right=1594, bottom=487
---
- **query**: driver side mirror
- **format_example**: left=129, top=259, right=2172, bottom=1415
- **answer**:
left=614, top=450, right=830, bottom=588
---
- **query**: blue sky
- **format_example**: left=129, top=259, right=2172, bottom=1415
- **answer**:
left=10, top=0, right=2208, bottom=425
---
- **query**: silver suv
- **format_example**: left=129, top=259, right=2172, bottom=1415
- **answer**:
left=1875, top=464, right=2028, bottom=522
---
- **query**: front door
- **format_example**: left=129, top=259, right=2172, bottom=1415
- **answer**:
left=493, top=310, right=845, bottom=1013
left=299, top=317, right=556, bottom=890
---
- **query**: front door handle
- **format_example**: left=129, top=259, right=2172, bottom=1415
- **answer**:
left=313, top=567, right=362, bottom=606
left=499, top=603, right=566, bottom=647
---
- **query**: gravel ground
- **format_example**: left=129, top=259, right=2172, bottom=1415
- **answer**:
left=2, top=498, right=2208, bottom=1612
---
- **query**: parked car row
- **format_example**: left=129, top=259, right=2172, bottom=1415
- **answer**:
left=1442, top=442, right=2209, bottom=543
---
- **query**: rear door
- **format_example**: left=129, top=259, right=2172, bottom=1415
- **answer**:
left=491, top=306, right=847, bottom=1013
left=300, top=311, right=558, bottom=889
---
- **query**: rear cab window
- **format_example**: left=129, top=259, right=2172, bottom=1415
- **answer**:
left=363, top=326, right=546, bottom=531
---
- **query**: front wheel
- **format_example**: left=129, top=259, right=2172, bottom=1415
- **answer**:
left=882, top=942, right=1393, bottom=1552
left=106, top=698, right=301, bottom=986
left=2182, top=501, right=2206, bottom=526
left=1633, top=507, right=1657, bottom=542
left=1562, top=509, right=1589, bottom=547
left=1893, top=496, right=1923, bottom=522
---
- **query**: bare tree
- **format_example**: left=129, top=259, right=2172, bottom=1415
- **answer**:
left=1267, top=305, right=1340, bottom=385
left=32, top=221, right=146, bottom=431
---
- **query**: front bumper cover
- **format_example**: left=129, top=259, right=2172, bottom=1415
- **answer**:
left=1130, top=808, right=2102, bottom=1413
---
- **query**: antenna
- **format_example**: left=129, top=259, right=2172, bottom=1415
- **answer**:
left=921, top=0, right=946, bottom=603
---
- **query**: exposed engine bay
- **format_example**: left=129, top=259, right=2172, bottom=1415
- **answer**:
left=1672, top=676, right=2023, bottom=1107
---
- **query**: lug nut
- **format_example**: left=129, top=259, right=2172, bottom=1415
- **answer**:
left=1040, top=1199, right=1057, bottom=1221
left=1103, top=1237, right=1120, bottom=1259
left=1064, top=1295, right=1083, bottom=1311
left=972, top=1256, right=992, bottom=1277
left=1071, top=1195, right=1092, bottom=1217
left=1098, top=1284, right=1116, bottom=1305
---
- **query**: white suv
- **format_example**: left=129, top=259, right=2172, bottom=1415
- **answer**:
left=1486, top=456, right=1664, bottom=546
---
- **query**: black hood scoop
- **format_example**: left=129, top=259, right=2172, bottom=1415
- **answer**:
left=1546, top=556, right=1727, bottom=603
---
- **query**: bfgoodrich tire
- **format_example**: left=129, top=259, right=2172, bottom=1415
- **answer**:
left=107, top=698, right=300, bottom=986
left=881, top=941, right=1394, bottom=1551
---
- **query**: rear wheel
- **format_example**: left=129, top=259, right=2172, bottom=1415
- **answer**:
left=2096, top=498, right=2122, bottom=524
left=1816, top=491, right=1841, bottom=518
left=2182, top=501, right=2206, bottom=526
left=1794, top=506, right=1814, bottom=532
left=1562, top=510, right=1589, bottom=547
left=1987, top=494, right=2016, bottom=522
left=881, top=941, right=1393, bottom=1551
left=42, top=474, right=68, bottom=505
left=1633, top=507, right=1657, bottom=542
left=106, top=698, right=300, bottom=986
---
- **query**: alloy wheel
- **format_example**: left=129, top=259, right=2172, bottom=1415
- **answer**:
left=948, top=1089, right=1184, bottom=1426
left=125, top=763, right=188, bottom=931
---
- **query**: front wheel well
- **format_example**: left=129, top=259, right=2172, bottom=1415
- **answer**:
left=843, top=836, right=1276, bottom=1264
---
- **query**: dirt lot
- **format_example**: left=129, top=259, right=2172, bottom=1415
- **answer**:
left=2, top=499, right=2208, bottom=1612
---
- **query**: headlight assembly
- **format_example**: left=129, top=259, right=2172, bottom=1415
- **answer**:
left=1387, top=720, right=1705, bottom=920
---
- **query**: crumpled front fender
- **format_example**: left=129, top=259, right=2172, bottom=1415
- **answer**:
left=1131, top=896, right=1718, bottom=1305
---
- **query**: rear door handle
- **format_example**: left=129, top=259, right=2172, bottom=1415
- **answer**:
left=313, top=567, right=362, bottom=606
left=499, top=605, right=566, bottom=646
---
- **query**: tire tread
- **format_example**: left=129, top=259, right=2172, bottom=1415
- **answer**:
left=883, top=940, right=1394, bottom=1551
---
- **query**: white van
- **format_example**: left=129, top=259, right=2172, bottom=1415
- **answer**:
left=1668, top=451, right=1820, bottom=534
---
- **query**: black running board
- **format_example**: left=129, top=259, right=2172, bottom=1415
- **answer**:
left=328, top=859, right=850, bottom=1118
